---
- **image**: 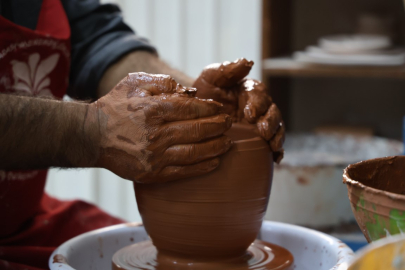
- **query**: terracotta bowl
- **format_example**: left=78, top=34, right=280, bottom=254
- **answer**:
left=343, top=155, right=405, bottom=242
left=134, top=123, right=273, bottom=259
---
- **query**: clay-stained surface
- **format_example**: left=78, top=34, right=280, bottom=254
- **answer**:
left=343, top=156, right=405, bottom=242
left=112, top=240, right=293, bottom=270
left=134, top=124, right=273, bottom=260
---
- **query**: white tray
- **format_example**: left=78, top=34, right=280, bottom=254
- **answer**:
left=49, top=221, right=354, bottom=270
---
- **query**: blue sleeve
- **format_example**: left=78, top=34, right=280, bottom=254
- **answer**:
left=61, top=0, right=156, bottom=100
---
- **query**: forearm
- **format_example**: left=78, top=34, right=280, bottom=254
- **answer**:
left=98, top=51, right=195, bottom=98
left=0, top=94, right=100, bottom=170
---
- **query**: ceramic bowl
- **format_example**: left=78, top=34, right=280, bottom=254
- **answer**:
left=343, top=155, right=405, bottom=242
left=134, top=123, right=273, bottom=259
left=49, top=221, right=354, bottom=270
left=348, top=233, right=405, bottom=270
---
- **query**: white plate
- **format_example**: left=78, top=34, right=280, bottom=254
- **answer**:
left=294, top=46, right=405, bottom=66
left=319, top=34, right=391, bottom=54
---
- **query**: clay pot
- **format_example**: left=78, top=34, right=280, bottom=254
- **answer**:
left=134, top=123, right=273, bottom=259
left=343, top=155, right=405, bottom=242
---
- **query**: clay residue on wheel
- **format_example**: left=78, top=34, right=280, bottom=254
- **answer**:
left=53, top=254, right=68, bottom=264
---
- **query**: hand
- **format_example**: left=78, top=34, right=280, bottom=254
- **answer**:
left=91, top=72, right=233, bottom=183
left=193, top=59, right=285, bottom=163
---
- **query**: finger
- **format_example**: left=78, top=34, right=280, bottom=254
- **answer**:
left=149, top=114, right=232, bottom=146
left=256, top=103, right=282, bottom=141
left=242, top=80, right=272, bottom=123
left=269, top=121, right=285, bottom=152
left=273, top=149, right=284, bottom=164
left=164, top=136, right=232, bottom=165
left=194, top=76, right=239, bottom=103
left=193, top=77, right=238, bottom=117
left=156, top=158, right=220, bottom=183
left=126, top=72, right=197, bottom=96
left=201, top=58, right=253, bottom=88
left=149, top=96, right=225, bottom=121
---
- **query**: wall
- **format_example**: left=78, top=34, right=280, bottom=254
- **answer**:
left=45, top=0, right=262, bottom=222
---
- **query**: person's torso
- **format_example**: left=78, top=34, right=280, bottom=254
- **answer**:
left=0, top=0, right=71, bottom=237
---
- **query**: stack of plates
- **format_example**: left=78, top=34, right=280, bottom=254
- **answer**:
left=293, top=34, right=405, bottom=66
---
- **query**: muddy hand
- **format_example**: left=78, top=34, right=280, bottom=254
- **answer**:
left=193, top=58, right=285, bottom=163
left=193, top=58, right=252, bottom=118
left=241, top=79, right=285, bottom=163
left=91, top=72, right=233, bottom=183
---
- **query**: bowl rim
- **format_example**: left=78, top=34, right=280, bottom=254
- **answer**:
left=348, top=232, right=405, bottom=269
left=343, top=155, right=405, bottom=200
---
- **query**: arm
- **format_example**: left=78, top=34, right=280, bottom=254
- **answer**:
left=0, top=73, right=231, bottom=183
left=0, top=94, right=99, bottom=170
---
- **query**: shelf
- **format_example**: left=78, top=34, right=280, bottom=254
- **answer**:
left=262, top=57, right=405, bottom=79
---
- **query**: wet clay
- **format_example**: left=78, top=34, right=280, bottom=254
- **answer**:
left=193, top=58, right=285, bottom=163
left=52, top=254, right=68, bottom=264
left=343, top=156, right=405, bottom=242
left=91, top=72, right=233, bottom=183
left=112, top=240, right=293, bottom=270
left=112, top=124, right=293, bottom=269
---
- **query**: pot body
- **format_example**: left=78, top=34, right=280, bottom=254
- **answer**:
left=134, top=124, right=273, bottom=259
left=344, top=156, right=405, bottom=242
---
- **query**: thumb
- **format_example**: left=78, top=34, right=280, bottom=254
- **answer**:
left=199, top=58, right=253, bottom=88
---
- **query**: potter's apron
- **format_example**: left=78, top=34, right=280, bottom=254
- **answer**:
left=0, top=1, right=123, bottom=269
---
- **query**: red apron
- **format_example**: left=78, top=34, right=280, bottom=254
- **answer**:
left=0, top=1, right=123, bottom=269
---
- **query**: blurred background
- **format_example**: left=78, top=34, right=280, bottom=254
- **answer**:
left=46, top=0, right=405, bottom=250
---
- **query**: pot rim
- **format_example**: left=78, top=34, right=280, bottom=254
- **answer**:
left=343, top=155, right=405, bottom=201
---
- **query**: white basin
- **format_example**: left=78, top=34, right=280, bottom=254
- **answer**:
left=49, top=221, right=354, bottom=270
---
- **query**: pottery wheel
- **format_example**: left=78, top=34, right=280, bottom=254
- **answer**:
left=112, top=240, right=293, bottom=270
